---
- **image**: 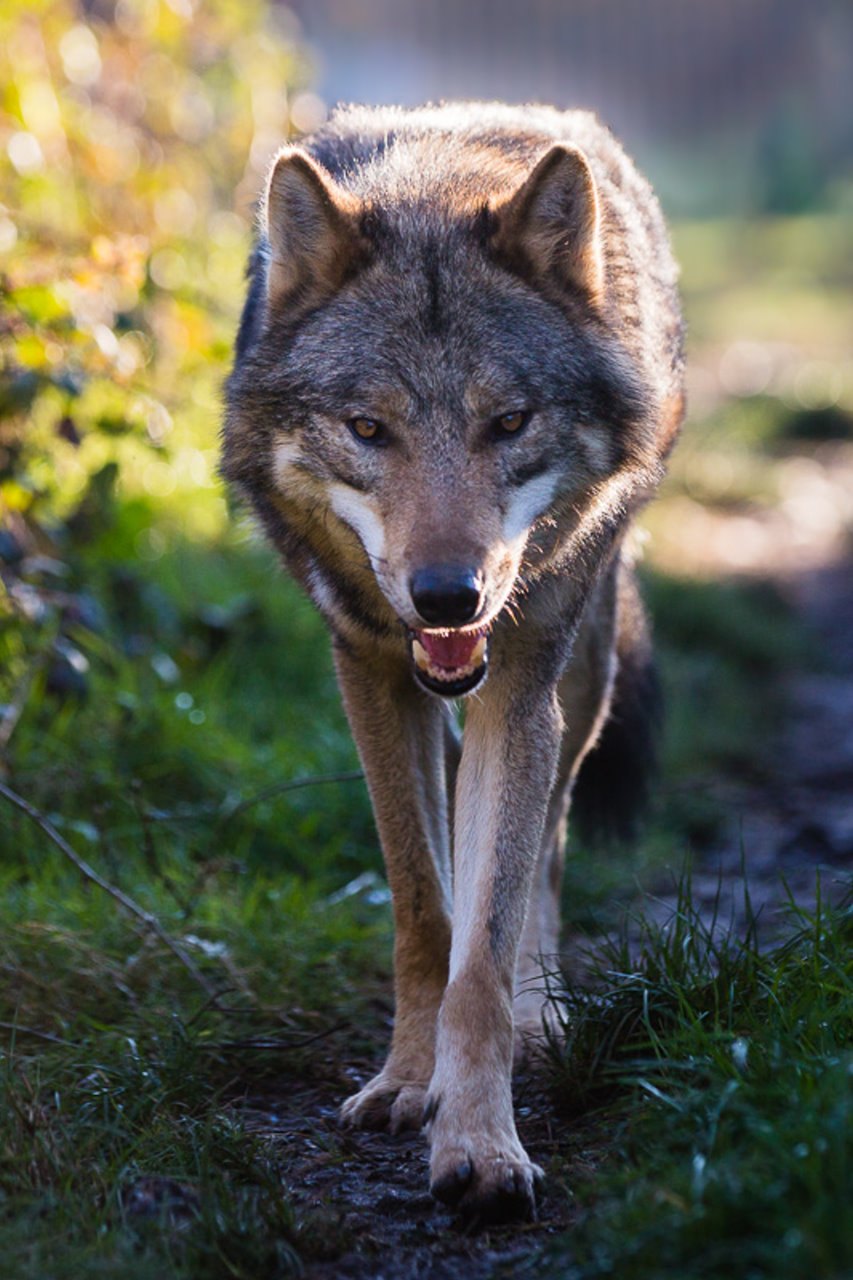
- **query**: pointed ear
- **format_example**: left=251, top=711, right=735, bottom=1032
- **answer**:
left=491, top=145, right=605, bottom=307
left=262, top=148, right=364, bottom=316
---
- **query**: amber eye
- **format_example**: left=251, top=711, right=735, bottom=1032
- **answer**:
left=490, top=410, right=529, bottom=439
left=348, top=416, right=385, bottom=444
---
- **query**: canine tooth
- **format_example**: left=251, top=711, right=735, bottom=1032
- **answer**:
left=412, top=638, right=430, bottom=671
left=471, top=635, right=487, bottom=664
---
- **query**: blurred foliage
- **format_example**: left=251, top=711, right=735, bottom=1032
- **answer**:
left=0, top=0, right=378, bottom=885
left=0, top=0, right=307, bottom=539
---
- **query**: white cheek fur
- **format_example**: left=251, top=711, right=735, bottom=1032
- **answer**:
left=273, top=443, right=387, bottom=571
left=328, top=483, right=387, bottom=564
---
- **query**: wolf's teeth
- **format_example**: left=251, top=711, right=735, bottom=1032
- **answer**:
left=412, top=638, right=430, bottom=672
left=433, top=662, right=472, bottom=681
left=411, top=633, right=488, bottom=683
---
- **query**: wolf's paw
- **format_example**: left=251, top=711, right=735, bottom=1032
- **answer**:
left=429, top=1136, right=544, bottom=1222
left=426, top=1092, right=544, bottom=1223
left=340, top=1071, right=428, bottom=1135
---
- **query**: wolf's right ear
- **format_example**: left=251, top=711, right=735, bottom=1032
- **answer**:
left=262, top=148, right=365, bottom=319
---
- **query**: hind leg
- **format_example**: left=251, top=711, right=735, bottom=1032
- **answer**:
left=512, top=780, right=571, bottom=1059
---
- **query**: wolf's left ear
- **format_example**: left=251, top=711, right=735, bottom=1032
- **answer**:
left=491, top=145, right=605, bottom=308
left=262, top=148, right=365, bottom=318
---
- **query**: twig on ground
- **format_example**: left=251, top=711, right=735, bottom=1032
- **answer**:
left=0, top=779, right=220, bottom=1002
left=134, top=770, right=365, bottom=827
left=209, top=1020, right=349, bottom=1052
left=129, top=779, right=194, bottom=918
left=0, top=1019, right=78, bottom=1047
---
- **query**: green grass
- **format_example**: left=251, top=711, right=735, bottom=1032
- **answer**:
left=541, top=881, right=853, bottom=1279
left=2, top=802, right=851, bottom=1277
left=0, top=499, right=396, bottom=1278
left=3, top=520, right=378, bottom=885
left=1, top=1021, right=303, bottom=1280
left=1, top=780, right=393, bottom=1279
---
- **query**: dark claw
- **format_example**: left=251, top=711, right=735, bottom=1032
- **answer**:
left=430, top=1159, right=473, bottom=1207
left=390, top=1107, right=416, bottom=1137
left=466, top=1185, right=534, bottom=1226
left=422, top=1094, right=440, bottom=1125
left=456, top=1167, right=539, bottom=1226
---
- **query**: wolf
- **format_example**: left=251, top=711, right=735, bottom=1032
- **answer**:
left=223, top=101, right=684, bottom=1222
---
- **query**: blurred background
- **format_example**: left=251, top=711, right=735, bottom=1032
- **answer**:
left=1, top=0, right=853, bottom=989
left=2, top=4, right=853, bottom=1270
left=290, top=0, right=853, bottom=219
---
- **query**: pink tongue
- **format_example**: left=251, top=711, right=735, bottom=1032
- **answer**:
left=417, top=629, right=481, bottom=670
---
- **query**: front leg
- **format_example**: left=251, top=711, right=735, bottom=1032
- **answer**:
left=335, top=642, right=457, bottom=1134
left=425, top=660, right=563, bottom=1220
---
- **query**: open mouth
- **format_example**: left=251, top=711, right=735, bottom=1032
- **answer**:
left=406, top=625, right=489, bottom=697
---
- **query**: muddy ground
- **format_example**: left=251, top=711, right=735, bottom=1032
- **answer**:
left=241, top=1072, right=595, bottom=1279
left=238, top=480, right=853, bottom=1279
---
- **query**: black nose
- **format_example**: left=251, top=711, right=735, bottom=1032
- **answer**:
left=410, top=565, right=484, bottom=627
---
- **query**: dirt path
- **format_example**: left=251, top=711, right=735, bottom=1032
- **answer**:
left=241, top=1071, right=594, bottom=1279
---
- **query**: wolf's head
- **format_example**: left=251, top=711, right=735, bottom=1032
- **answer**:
left=224, top=126, right=656, bottom=698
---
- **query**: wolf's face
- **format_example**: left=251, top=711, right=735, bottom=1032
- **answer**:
left=227, top=146, right=648, bottom=697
